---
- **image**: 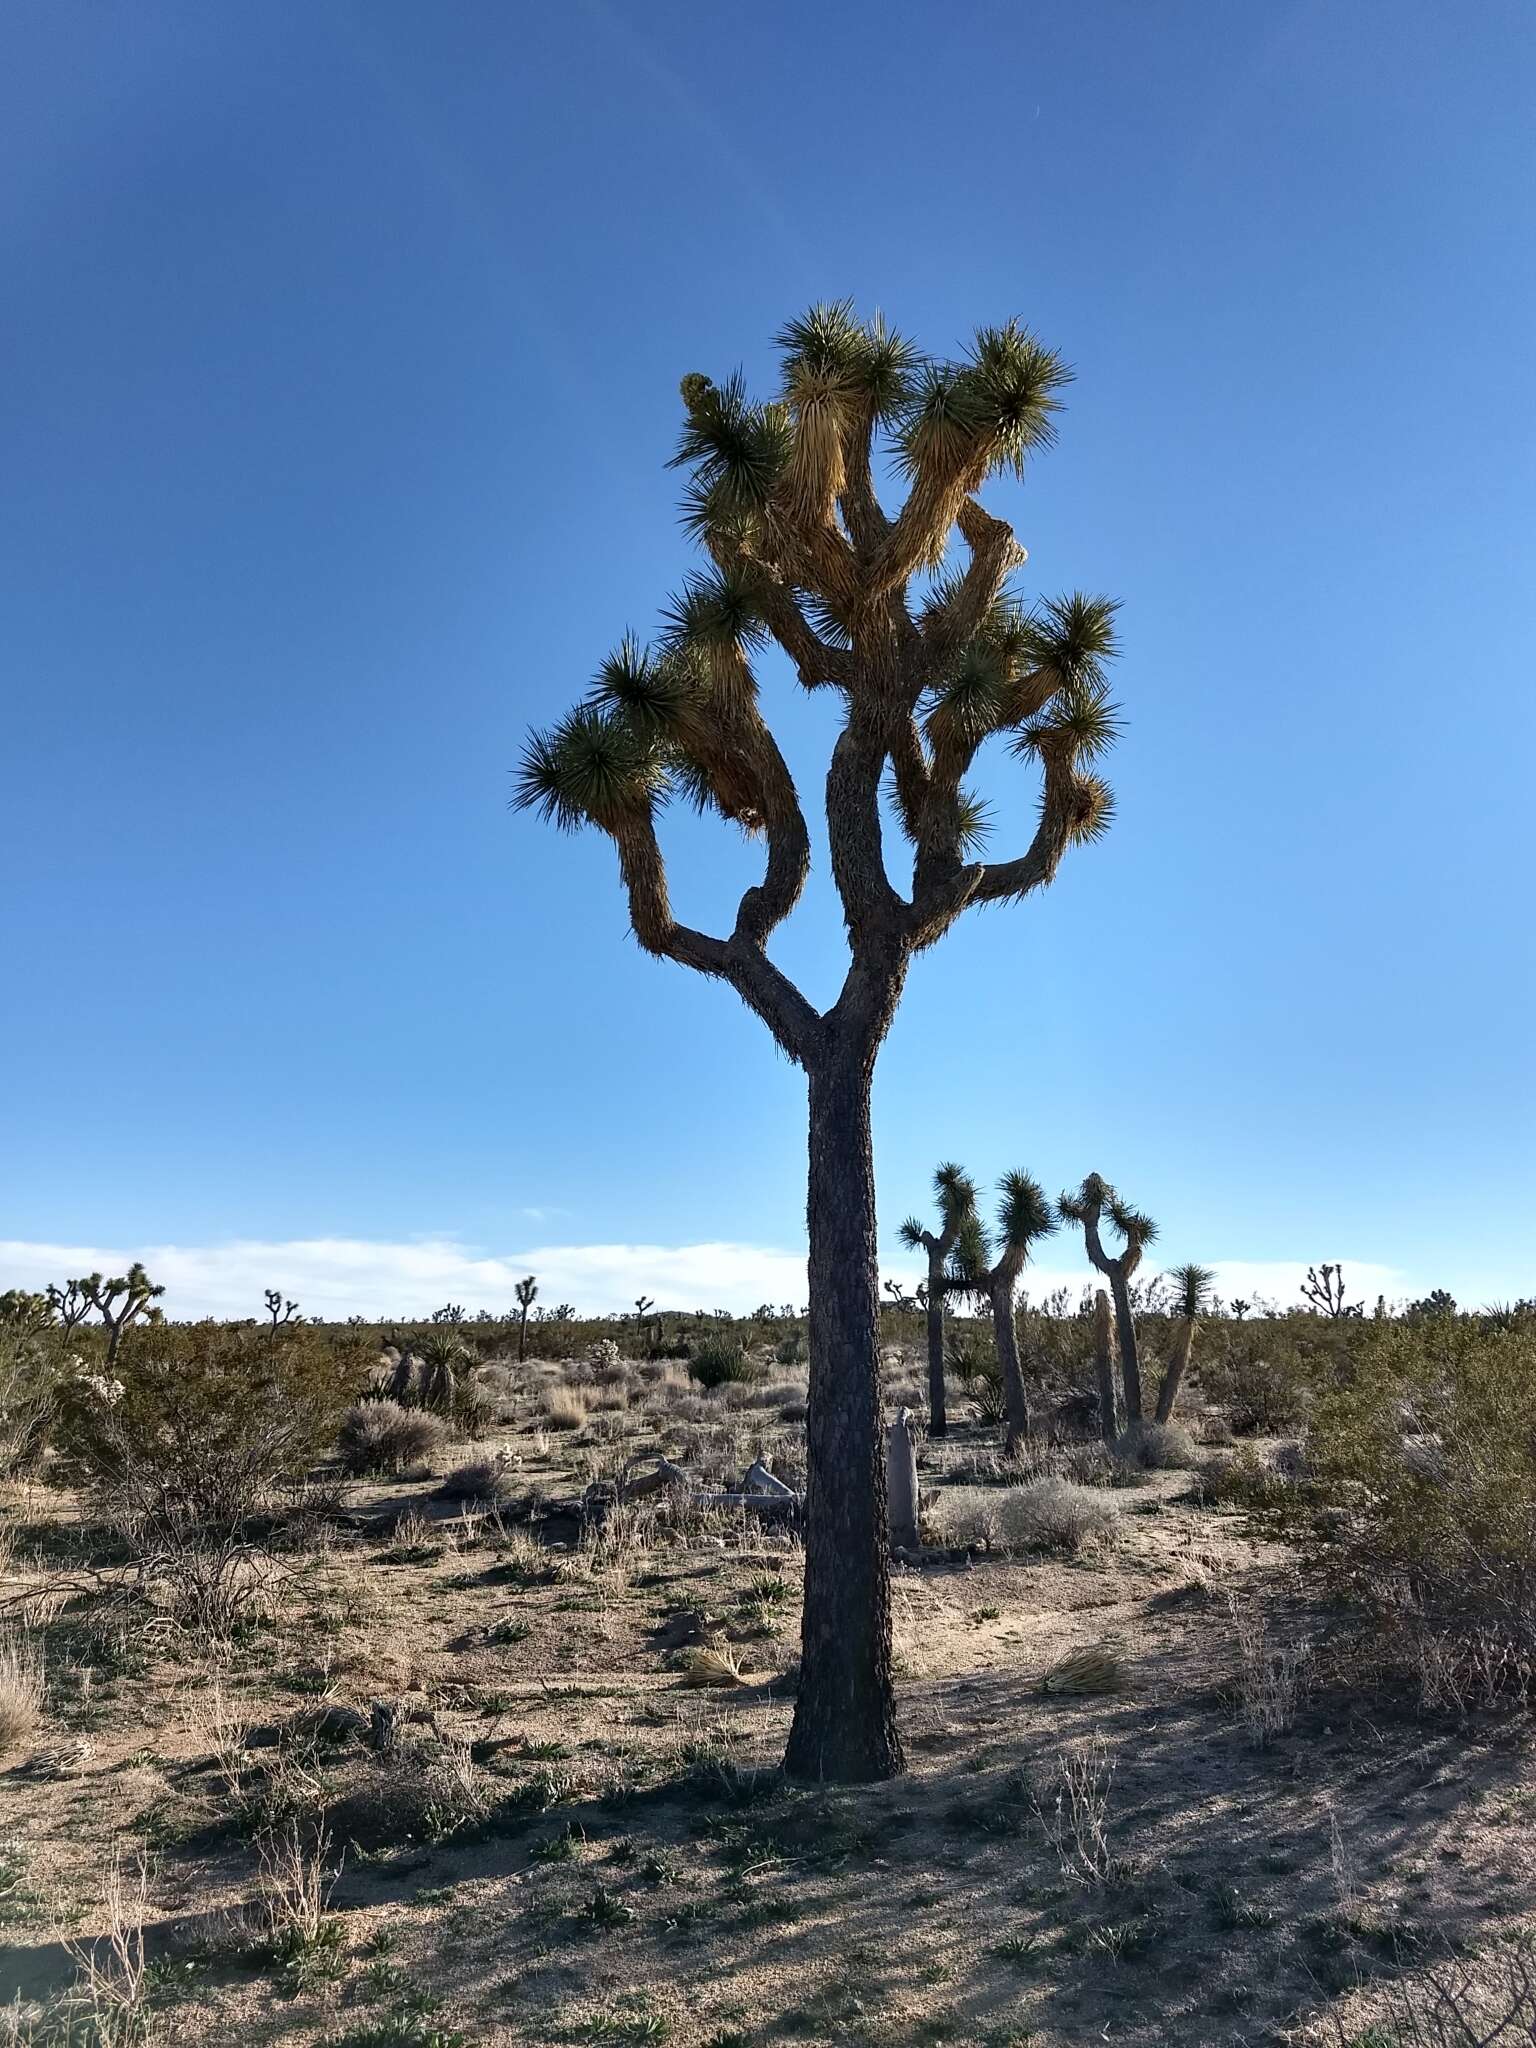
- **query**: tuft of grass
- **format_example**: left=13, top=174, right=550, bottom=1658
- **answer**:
left=1036, top=1643, right=1126, bottom=1696
left=542, top=1386, right=589, bottom=1431
left=0, top=1628, right=45, bottom=1754
left=681, top=1645, right=747, bottom=1689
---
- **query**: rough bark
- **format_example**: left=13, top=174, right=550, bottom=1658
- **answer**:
left=1155, top=1319, right=1195, bottom=1425
left=1109, top=1272, right=1143, bottom=1423
left=925, top=1243, right=949, bottom=1437
left=992, top=1279, right=1031, bottom=1456
left=517, top=1309, right=530, bottom=1364
left=784, top=1051, right=904, bottom=1783
left=1092, top=1290, right=1118, bottom=1445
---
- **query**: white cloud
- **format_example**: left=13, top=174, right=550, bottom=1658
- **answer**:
left=0, top=1237, right=808, bottom=1321
left=0, top=1237, right=1409, bottom=1322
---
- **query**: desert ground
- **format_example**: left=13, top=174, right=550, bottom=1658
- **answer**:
left=3, top=1334, right=1534, bottom=2048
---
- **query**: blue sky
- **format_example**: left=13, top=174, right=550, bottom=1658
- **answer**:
left=3, top=0, right=1533, bottom=1318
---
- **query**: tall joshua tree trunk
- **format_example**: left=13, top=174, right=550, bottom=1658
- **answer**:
left=515, top=305, right=1126, bottom=1779
left=900, top=1163, right=981, bottom=1442
left=788, top=1048, right=903, bottom=1778
left=924, top=1249, right=949, bottom=1436
left=1059, top=1176, right=1156, bottom=1431
left=1154, top=1263, right=1213, bottom=1424
left=978, top=1171, right=1056, bottom=1458
left=992, top=1280, right=1031, bottom=1455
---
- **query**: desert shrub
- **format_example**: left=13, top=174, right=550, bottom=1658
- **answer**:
left=948, top=1330, right=1004, bottom=1423
left=774, top=1330, right=805, bottom=1367
left=450, top=1376, right=498, bottom=1438
left=997, top=1476, right=1120, bottom=1553
left=1277, top=1319, right=1536, bottom=1703
left=687, top=1336, right=757, bottom=1391
left=1197, top=1318, right=1317, bottom=1433
left=0, top=1323, right=67, bottom=1477
left=541, top=1385, right=588, bottom=1431
left=927, top=1487, right=1000, bottom=1548
left=0, top=1627, right=45, bottom=1754
left=59, top=1321, right=369, bottom=1536
left=1116, top=1419, right=1198, bottom=1470
left=336, top=1400, right=447, bottom=1476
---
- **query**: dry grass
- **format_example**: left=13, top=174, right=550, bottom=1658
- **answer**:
left=542, top=1384, right=589, bottom=1430
left=0, top=1627, right=44, bottom=1754
left=1036, top=1642, right=1127, bottom=1696
left=681, top=1643, right=748, bottom=1688
left=997, top=1475, right=1121, bottom=1553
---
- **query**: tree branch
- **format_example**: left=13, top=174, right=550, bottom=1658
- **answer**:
left=920, top=498, right=1026, bottom=667
left=751, top=576, right=852, bottom=689
left=612, top=814, right=821, bottom=1064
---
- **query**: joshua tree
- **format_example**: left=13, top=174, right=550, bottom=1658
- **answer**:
left=514, top=1275, right=538, bottom=1361
left=77, top=1264, right=166, bottom=1367
left=1301, top=1262, right=1361, bottom=1319
left=264, top=1288, right=300, bottom=1330
left=898, top=1162, right=980, bottom=1438
left=44, top=1279, right=93, bottom=1334
left=979, top=1172, right=1057, bottom=1454
left=1154, top=1262, right=1214, bottom=1423
left=514, top=304, right=1124, bottom=1781
left=1058, top=1177, right=1156, bottom=1426
left=418, top=1329, right=469, bottom=1414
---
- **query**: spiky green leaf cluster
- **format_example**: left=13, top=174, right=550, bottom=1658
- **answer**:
left=588, top=635, right=694, bottom=737
left=894, top=321, right=1070, bottom=485
left=775, top=300, right=922, bottom=418
left=1169, top=1262, right=1216, bottom=1320
left=660, top=569, right=768, bottom=661
left=996, top=1170, right=1056, bottom=1254
left=513, top=704, right=664, bottom=833
left=670, top=370, right=791, bottom=522
left=933, top=1161, right=980, bottom=1227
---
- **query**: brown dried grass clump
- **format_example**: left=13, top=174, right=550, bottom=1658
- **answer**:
left=542, top=1385, right=589, bottom=1431
left=0, top=1628, right=45, bottom=1753
left=681, top=1644, right=747, bottom=1688
left=1037, top=1643, right=1127, bottom=1697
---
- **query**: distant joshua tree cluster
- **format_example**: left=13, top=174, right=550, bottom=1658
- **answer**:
left=901, top=1163, right=1213, bottom=1454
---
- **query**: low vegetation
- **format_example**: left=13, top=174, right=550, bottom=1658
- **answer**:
left=1, top=1269, right=1533, bottom=2045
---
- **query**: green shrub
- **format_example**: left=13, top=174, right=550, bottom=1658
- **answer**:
left=686, top=1337, right=757, bottom=1391
left=1278, top=1319, right=1536, bottom=1701
left=59, top=1320, right=369, bottom=1535
left=0, top=1323, right=67, bottom=1477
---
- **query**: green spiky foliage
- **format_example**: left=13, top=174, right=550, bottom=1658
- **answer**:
left=900, top=1161, right=981, bottom=1437
left=1058, top=1176, right=1157, bottom=1422
left=512, top=304, right=1127, bottom=1786
left=76, top=1263, right=166, bottom=1368
left=982, top=1172, right=1058, bottom=1453
left=514, top=1274, right=538, bottom=1363
left=1154, top=1262, right=1215, bottom=1424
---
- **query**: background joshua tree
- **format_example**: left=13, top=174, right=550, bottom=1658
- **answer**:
left=514, top=1275, right=538, bottom=1362
left=45, top=1279, right=93, bottom=1334
left=899, top=1162, right=980, bottom=1437
left=1302, top=1262, right=1362, bottom=1319
left=514, top=303, right=1123, bottom=1782
left=1155, top=1261, right=1214, bottom=1422
left=980, top=1171, right=1057, bottom=1454
left=77, top=1264, right=166, bottom=1368
left=1058, top=1177, right=1157, bottom=1426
